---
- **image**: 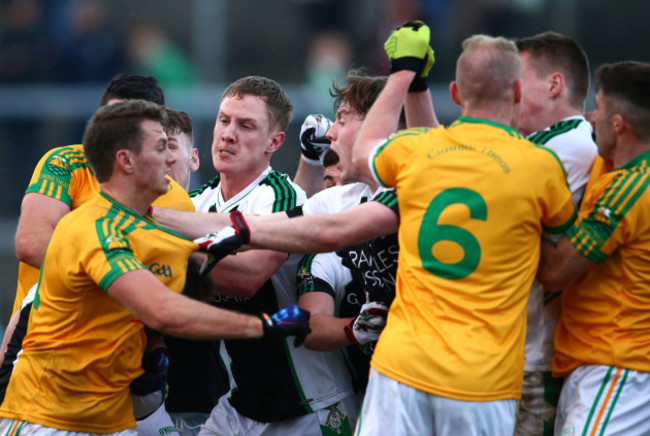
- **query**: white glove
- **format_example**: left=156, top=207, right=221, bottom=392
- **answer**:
left=344, top=297, right=389, bottom=345
left=300, top=114, right=333, bottom=165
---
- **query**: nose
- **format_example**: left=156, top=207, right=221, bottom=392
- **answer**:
left=326, top=121, right=337, bottom=142
left=221, top=121, right=236, bottom=143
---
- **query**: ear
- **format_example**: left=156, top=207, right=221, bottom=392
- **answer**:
left=450, top=81, right=462, bottom=107
left=513, top=79, right=522, bottom=104
left=549, top=72, right=564, bottom=99
left=266, top=131, right=285, bottom=154
left=189, top=148, right=200, bottom=172
left=115, top=149, right=134, bottom=174
left=611, top=113, right=625, bottom=134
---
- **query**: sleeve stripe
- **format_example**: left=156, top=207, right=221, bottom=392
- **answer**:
left=264, top=171, right=299, bottom=212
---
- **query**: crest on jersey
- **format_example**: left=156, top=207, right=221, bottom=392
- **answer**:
left=324, top=403, right=346, bottom=435
left=105, top=234, right=128, bottom=251
left=593, top=206, right=612, bottom=227
left=46, top=155, right=70, bottom=176
left=296, top=266, right=314, bottom=289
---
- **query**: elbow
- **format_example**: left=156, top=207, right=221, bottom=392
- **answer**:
left=536, top=268, right=564, bottom=292
left=15, top=235, right=41, bottom=267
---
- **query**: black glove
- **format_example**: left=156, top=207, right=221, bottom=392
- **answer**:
left=260, top=304, right=311, bottom=347
left=130, top=346, right=170, bottom=396
left=194, top=211, right=250, bottom=276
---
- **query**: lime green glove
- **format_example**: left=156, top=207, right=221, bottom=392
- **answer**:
left=409, top=46, right=436, bottom=92
left=384, top=20, right=431, bottom=74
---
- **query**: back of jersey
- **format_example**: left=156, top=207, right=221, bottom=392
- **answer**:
left=369, top=117, right=575, bottom=401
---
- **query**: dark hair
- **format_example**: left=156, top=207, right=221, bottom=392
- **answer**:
left=596, top=61, right=650, bottom=140
left=221, top=76, right=293, bottom=131
left=100, top=73, right=165, bottom=106
left=515, top=32, right=590, bottom=109
left=330, top=69, right=387, bottom=117
left=84, top=100, right=166, bottom=182
left=163, top=107, right=193, bottom=140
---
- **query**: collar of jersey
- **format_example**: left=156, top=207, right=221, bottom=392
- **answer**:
left=455, top=116, right=522, bottom=137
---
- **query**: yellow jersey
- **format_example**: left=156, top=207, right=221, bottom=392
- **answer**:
left=554, top=150, right=650, bottom=375
left=369, top=117, right=576, bottom=401
left=0, top=193, right=197, bottom=432
left=13, top=144, right=194, bottom=316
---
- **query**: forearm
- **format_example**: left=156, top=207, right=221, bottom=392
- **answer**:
left=294, top=159, right=326, bottom=198
left=352, top=70, right=415, bottom=178
left=147, top=290, right=263, bottom=340
left=209, top=249, right=287, bottom=297
left=303, top=313, right=353, bottom=351
left=405, top=89, right=439, bottom=128
left=153, top=207, right=231, bottom=238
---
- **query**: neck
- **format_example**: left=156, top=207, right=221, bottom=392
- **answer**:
left=219, top=166, right=268, bottom=202
left=612, top=135, right=650, bottom=169
left=462, top=103, right=514, bottom=127
left=100, top=179, right=156, bottom=215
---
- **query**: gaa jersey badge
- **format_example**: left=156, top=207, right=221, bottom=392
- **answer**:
left=46, top=155, right=70, bottom=176
left=323, top=403, right=347, bottom=435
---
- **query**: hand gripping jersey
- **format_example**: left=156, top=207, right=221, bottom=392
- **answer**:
left=369, top=118, right=576, bottom=401
left=524, top=116, right=597, bottom=372
left=553, top=150, right=650, bottom=376
left=190, top=167, right=355, bottom=422
left=13, top=144, right=194, bottom=317
left=0, top=193, right=196, bottom=432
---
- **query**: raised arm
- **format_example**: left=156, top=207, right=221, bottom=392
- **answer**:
left=293, top=114, right=333, bottom=197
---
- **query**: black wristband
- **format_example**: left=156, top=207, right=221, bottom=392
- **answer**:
left=390, top=57, right=425, bottom=74
left=408, top=76, right=429, bottom=93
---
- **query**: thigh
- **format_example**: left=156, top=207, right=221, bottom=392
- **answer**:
left=556, top=365, right=650, bottom=436
left=355, top=369, right=433, bottom=436
left=432, top=396, right=517, bottom=436
left=169, top=412, right=210, bottom=436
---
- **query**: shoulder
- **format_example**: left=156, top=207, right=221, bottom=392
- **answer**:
left=259, top=170, right=306, bottom=211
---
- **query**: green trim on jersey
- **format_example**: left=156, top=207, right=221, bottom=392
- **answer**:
left=567, top=163, right=650, bottom=262
left=262, top=170, right=300, bottom=212
left=373, top=190, right=398, bottom=210
left=528, top=119, right=583, bottom=145
left=189, top=174, right=221, bottom=198
left=296, top=254, right=318, bottom=297
left=25, top=145, right=92, bottom=206
left=100, top=192, right=193, bottom=241
left=452, top=116, right=524, bottom=139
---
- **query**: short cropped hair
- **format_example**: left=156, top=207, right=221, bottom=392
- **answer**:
left=596, top=61, right=650, bottom=141
left=330, top=69, right=387, bottom=117
left=516, top=32, right=590, bottom=109
left=100, top=73, right=165, bottom=106
left=456, top=35, right=521, bottom=105
left=221, top=76, right=293, bottom=132
left=84, top=100, right=166, bottom=182
left=163, top=108, right=194, bottom=143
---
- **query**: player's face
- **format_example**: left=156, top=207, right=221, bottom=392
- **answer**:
left=518, top=52, right=549, bottom=136
left=133, top=119, right=171, bottom=197
left=211, top=95, right=282, bottom=179
left=324, top=162, right=343, bottom=188
left=592, top=91, right=616, bottom=160
left=327, top=103, right=364, bottom=184
left=167, top=131, right=197, bottom=191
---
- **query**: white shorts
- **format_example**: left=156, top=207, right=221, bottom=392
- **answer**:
left=555, top=365, right=650, bottom=436
left=0, top=419, right=138, bottom=436
left=198, top=393, right=360, bottom=436
left=169, top=412, right=210, bottom=436
left=355, top=369, right=518, bottom=436
left=515, top=370, right=563, bottom=436
left=134, top=403, right=178, bottom=435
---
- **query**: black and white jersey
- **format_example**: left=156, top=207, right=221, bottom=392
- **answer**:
left=191, top=167, right=355, bottom=422
left=525, top=116, right=598, bottom=372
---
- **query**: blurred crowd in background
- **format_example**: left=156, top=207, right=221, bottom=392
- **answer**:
left=0, top=0, right=648, bottom=323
